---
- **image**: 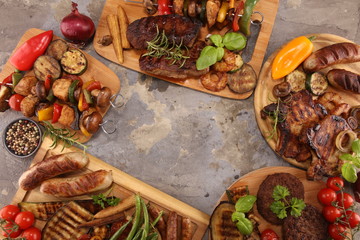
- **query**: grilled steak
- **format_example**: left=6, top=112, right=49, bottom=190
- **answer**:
left=139, top=41, right=209, bottom=79
left=127, top=14, right=202, bottom=49
left=283, top=204, right=328, bottom=240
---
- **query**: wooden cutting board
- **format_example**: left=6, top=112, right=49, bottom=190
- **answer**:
left=94, top=0, right=279, bottom=99
left=253, top=34, right=360, bottom=169
left=9, top=137, right=210, bottom=239
left=216, top=166, right=326, bottom=238
left=0, top=28, right=121, bottom=143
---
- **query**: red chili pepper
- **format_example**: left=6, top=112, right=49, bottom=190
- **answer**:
left=1, top=73, right=13, bottom=86
left=10, top=30, right=53, bottom=71
left=86, top=81, right=101, bottom=92
left=45, top=75, right=52, bottom=92
left=52, top=103, right=63, bottom=123
left=232, top=1, right=244, bottom=32
left=158, top=0, right=171, bottom=15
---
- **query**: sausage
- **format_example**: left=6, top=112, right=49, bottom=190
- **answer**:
left=40, top=170, right=113, bottom=197
left=19, top=152, right=89, bottom=191
left=148, top=205, right=167, bottom=240
left=181, top=217, right=193, bottom=240
left=303, top=42, right=360, bottom=72
left=327, top=69, right=360, bottom=94
left=166, top=211, right=178, bottom=240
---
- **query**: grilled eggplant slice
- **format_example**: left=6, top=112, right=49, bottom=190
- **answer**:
left=227, top=63, right=257, bottom=94
left=46, top=39, right=69, bottom=61
left=210, top=202, right=242, bottom=240
left=34, top=55, right=62, bottom=81
left=42, top=201, right=93, bottom=240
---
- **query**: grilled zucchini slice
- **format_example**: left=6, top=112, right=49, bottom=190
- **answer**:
left=228, top=54, right=244, bottom=73
left=285, top=69, right=306, bottom=92
left=61, top=49, right=87, bottom=75
left=306, top=72, right=328, bottom=96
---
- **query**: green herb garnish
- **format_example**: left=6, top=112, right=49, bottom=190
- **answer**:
left=231, top=195, right=257, bottom=235
left=42, top=121, right=88, bottom=152
left=92, top=193, right=120, bottom=209
left=340, top=139, right=360, bottom=183
left=270, top=185, right=305, bottom=219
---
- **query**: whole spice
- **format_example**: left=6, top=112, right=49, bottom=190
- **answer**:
left=5, top=119, right=41, bottom=156
left=271, top=36, right=314, bottom=80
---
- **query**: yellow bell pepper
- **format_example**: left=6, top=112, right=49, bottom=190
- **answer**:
left=272, top=36, right=314, bottom=80
left=217, top=2, right=229, bottom=23
left=82, top=79, right=95, bottom=90
left=80, top=124, right=92, bottom=137
left=37, top=105, right=54, bottom=121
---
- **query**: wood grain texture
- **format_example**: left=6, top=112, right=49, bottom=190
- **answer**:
left=0, top=28, right=121, bottom=143
left=94, top=0, right=279, bottom=99
left=254, top=34, right=360, bottom=169
left=9, top=137, right=210, bottom=239
left=216, top=166, right=326, bottom=238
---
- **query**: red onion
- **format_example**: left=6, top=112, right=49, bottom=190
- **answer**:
left=60, top=2, right=95, bottom=43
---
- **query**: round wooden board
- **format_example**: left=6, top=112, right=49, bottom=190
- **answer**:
left=254, top=33, right=360, bottom=169
left=0, top=28, right=121, bottom=143
left=216, top=166, right=326, bottom=238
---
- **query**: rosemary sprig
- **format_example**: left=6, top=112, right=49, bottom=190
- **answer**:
left=264, top=97, right=287, bottom=139
left=142, top=26, right=190, bottom=68
left=42, top=121, right=88, bottom=152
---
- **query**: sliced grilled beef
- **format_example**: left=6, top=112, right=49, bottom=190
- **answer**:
left=127, top=14, right=202, bottom=49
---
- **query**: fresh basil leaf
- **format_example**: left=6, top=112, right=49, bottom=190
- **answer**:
left=341, top=162, right=358, bottom=183
left=235, top=195, right=257, bottom=213
left=232, top=211, right=245, bottom=222
left=196, top=46, right=218, bottom=70
left=215, top=47, right=225, bottom=61
left=235, top=217, right=253, bottom=235
left=272, top=185, right=290, bottom=201
left=223, top=32, right=247, bottom=51
left=209, top=34, right=224, bottom=47
left=340, top=153, right=358, bottom=162
left=290, top=198, right=306, bottom=217
left=352, top=139, right=360, bottom=155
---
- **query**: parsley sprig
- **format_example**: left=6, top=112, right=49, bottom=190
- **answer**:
left=92, top=193, right=120, bottom=209
left=270, top=185, right=305, bottom=219
left=340, top=139, right=360, bottom=183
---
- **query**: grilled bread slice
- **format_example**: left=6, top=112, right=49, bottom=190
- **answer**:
left=42, top=201, right=93, bottom=240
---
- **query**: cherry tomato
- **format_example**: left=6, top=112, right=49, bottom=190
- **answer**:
left=261, top=228, right=279, bottom=240
left=327, top=177, right=344, bottom=191
left=342, top=210, right=360, bottom=228
left=8, top=94, right=24, bottom=111
left=336, top=193, right=354, bottom=209
left=1, top=221, right=22, bottom=238
left=15, top=211, right=35, bottom=229
left=322, top=205, right=342, bottom=223
left=328, top=223, right=347, bottom=240
left=21, top=226, right=42, bottom=240
left=318, top=188, right=337, bottom=206
left=0, top=204, right=20, bottom=221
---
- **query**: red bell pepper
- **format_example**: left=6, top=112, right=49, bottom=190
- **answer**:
left=78, top=92, right=89, bottom=112
left=158, top=0, right=171, bottom=15
left=1, top=73, right=13, bottom=86
left=52, top=103, right=63, bottom=123
left=45, top=75, right=52, bottom=92
left=232, top=1, right=245, bottom=32
left=10, top=30, right=53, bottom=71
left=86, top=81, right=101, bottom=92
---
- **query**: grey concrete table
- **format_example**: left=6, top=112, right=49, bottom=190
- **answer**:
left=0, top=0, right=359, bottom=221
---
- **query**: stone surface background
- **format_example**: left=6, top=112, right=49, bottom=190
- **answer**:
left=0, top=0, right=359, bottom=230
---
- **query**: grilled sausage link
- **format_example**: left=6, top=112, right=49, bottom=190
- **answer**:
left=303, top=42, right=360, bottom=72
left=19, top=152, right=89, bottom=191
left=166, top=211, right=178, bottom=240
left=148, top=205, right=167, bottom=240
left=181, top=217, right=193, bottom=240
left=327, top=69, right=360, bottom=94
left=40, top=170, right=113, bottom=197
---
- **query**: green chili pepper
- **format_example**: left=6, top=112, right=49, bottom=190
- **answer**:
left=12, top=72, right=23, bottom=87
left=83, top=89, right=93, bottom=105
left=126, top=195, right=142, bottom=240
left=68, top=79, right=79, bottom=104
left=240, top=0, right=260, bottom=36
left=109, top=217, right=133, bottom=240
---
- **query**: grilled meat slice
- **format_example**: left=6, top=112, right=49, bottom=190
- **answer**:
left=127, top=14, right=202, bottom=49
left=139, top=41, right=209, bottom=79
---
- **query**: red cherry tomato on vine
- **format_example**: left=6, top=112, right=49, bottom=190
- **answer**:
left=0, top=204, right=20, bottom=221
left=8, top=94, right=24, bottom=111
left=328, top=223, right=347, bottom=240
left=15, top=211, right=35, bottom=229
left=342, top=210, right=360, bottom=228
left=322, top=205, right=342, bottom=223
left=260, top=229, right=279, bottom=240
left=1, top=221, right=22, bottom=238
left=21, top=226, right=42, bottom=240
left=336, top=193, right=354, bottom=209
left=327, top=177, right=344, bottom=191
left=318, top=188, right=337, bottom=206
